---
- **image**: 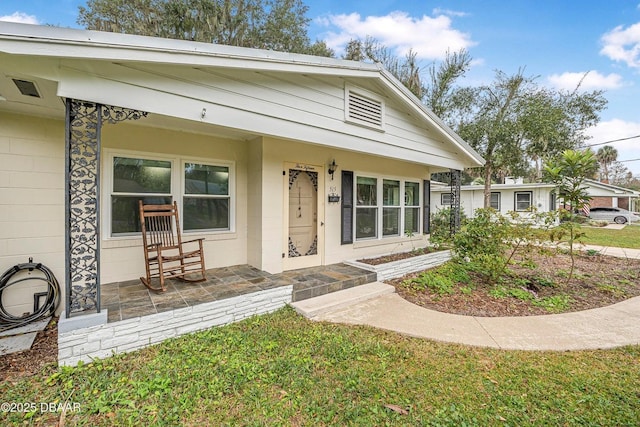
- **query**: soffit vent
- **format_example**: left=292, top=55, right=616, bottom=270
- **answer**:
left=12, top=79, right=41, bottom=98
left=345, top=88, right=384, bottom=130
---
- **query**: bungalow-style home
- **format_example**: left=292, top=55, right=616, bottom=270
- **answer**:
left=0, top=23, right=483, bottom=364
left=432, top=177, right=640, bottom=219
left=431, top=177, right=558, bottom=218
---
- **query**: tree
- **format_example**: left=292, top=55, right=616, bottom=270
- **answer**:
left=544, top=149, right=598, bottom=281
left=454, top=70, right=535, bottom=207
left=423, top=49, right=472, bottom=121
left=449, top=68, right=606, bottom=207
left=596, top=145, right=618, bottom=183
left=520, top=89, right=572, bottom=180
left=608, top=161, right=634, bottom=187
left=520, top=85, right=606, bottom=181
left=77, top=0, right=333, bottom=56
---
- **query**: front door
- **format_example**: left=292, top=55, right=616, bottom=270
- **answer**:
left=283, top=163, right=324, bottom=270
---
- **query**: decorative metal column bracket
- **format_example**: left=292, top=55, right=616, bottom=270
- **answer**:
left=65, top=99, right=148, bottom=317
left=449, top=169, right=461, bottom=236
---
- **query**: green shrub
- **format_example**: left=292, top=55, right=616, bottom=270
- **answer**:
left=489, top=285, right=533, bottom=301
left=429, top=207, right=466, bottom=247
left=532, top=295, right=573, bottom=312
left=531, top=276, right=556, bottom=288
left=451, top=209, right=511, bottom=283
left=402, top=261, right=469, bottom=295
left=403, top=270, right=455, bottom=295
left=597, top=284, right=625, bottom=297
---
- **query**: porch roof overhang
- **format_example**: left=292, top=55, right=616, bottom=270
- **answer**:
left=0, top=22, right=484, bottom=171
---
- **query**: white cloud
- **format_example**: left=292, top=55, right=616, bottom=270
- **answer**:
left=600, top=22, right=640, bottom=68
left=0, top=12, right=39, bottom=25
left=316, top=11, right=475, bottom=60
left=546, top=71, right=624, bottom=91
left=586, top=119, right=640, bottom=174
left=431, top=8, right=469, bottom=18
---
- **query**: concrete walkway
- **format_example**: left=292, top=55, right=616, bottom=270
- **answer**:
left=293, top=244, right=640, bottom=351
left=576, top=243, right=640, bottom=259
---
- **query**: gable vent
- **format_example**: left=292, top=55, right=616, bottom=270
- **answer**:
left=12, top=79, right=40, bottom=98
left=346, top=88, right=384, bottom=130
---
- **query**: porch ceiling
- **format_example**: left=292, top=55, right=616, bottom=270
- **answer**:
left=0, top=73, right=63, bottom=118
left=0, top=73, right=255, bottom=140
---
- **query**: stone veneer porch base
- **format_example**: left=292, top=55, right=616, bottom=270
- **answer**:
left=58, top=285, right=292, bottom=366
left=344, top=249, right=452, bottom=281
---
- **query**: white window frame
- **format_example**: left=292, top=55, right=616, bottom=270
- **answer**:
left=490, top=192, right=501, bottom=210
left=354, top=173, right=421, bottom=242
left=181, top=158, right=234, bottom=233
left=355, top=176, right=379, bottom=240
left=441, top=193, right=453, bottom=205
left=514, top=191, right=533, bottom=212
left=404, top=181, right=421, bottom=235
left=103, top=149, right=235, bottom=239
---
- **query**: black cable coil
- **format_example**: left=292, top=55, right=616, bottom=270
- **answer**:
left=0, top=258, right=60, bottom=332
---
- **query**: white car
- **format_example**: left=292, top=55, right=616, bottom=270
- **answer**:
left=587, top=207, right=640, bottom=224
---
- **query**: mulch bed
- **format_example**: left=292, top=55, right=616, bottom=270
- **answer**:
left=0, top=318, right=58, bottom=384
left=389, top=252, right=640, bottom=317
left=357, top=246, right=446, bottom=265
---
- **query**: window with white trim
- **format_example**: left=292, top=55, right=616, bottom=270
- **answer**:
left=183, top=162, right=230, bottom=231
left=514, top=191, right=533, bottom=211
left=356, top=176, right=378, bottom=239
left=355, top=175, right=421, bottom=241
left=490, top=192, right=501, bottom=210
left=441, top=193, right=453, bottom=205
left=111, top=156, right=173, bottom=235
left=404, top=182, right=420, bottom=234
left=383, top=179, right=400, bottom=236
left=106, top=150, right=233, bottom=236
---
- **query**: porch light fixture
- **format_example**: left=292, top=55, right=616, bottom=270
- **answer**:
left=328, top=159, right=338, bottom=180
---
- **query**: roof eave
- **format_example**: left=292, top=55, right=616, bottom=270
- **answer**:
left=0, top=22, right=380, bottom=76
left=378, top=67, right=485, bottom=169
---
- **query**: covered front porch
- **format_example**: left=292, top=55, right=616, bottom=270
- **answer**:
left=101, top=263, right=377, bottom=324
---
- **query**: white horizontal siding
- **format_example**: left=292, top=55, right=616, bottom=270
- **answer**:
left=55, top=60, right=469, bottom=168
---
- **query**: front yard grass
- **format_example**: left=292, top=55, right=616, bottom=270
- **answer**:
left=3, top=308, right=640, bottom=426
left=580, top=224, right=640, bottom=249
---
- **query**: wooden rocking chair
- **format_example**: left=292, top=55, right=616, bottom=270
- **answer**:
left=139, top=200, right=206, bottom=292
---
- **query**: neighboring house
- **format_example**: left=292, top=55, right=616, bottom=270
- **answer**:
left=431, top=178, right=557, bottom=218
left=431, top=177, right=640, bottom=219
left=583, top=179, right=639, bottom=212
left=0, top=24, right=483, bottom=333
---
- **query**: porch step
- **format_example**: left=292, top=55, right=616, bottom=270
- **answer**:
left=291, top=282, right=395, bottom=318
left=289, top=264, right=377, bottom=302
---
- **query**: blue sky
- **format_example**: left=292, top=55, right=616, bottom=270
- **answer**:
left=2, top=0, right=640, bottom=175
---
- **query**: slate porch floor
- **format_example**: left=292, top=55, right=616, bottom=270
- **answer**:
left=101, top=263, right=376, bottom=323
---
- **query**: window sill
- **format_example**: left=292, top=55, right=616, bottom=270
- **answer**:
left=353, top=234, right=424, bottom=249
left=102, top=231, right=238, bottom=249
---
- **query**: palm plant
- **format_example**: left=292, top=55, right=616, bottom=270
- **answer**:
left=596, top=145, right=618, bottom=183
left=544, top=149, right=598, bottom=283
